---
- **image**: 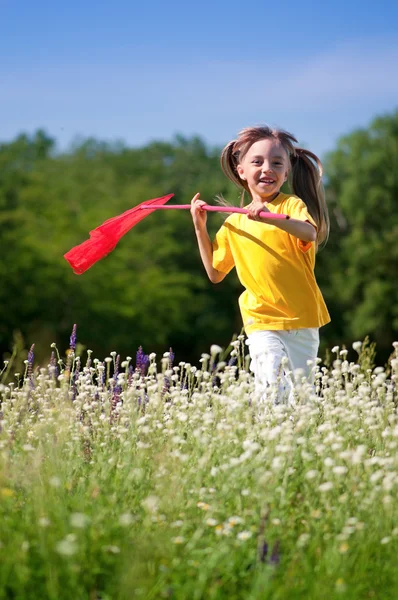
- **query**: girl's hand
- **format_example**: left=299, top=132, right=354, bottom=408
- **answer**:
left=191, top=193, right=207, bottom=230
left=247, top=200, right=271, bottom=221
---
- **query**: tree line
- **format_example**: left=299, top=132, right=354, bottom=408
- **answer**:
left=0, top=111, right=397, bottom=367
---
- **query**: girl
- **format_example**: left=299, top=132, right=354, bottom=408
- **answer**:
left=190, top=125, right=330, bottom=404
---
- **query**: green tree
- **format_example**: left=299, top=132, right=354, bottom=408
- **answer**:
left=0, top=133, right=242, bottom=364
left=1, top=113, right=397, bottom=367
left=318, top=110, right=398, bottom=357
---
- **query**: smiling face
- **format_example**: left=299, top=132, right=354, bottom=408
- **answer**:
left=236, top=138, right=290, bottom=202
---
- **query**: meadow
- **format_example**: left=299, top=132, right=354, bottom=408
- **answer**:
left=0, top=330, right=397, bottom=600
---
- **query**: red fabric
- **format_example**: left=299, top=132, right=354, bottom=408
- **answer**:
left=64, top=194, right=174, bottom=274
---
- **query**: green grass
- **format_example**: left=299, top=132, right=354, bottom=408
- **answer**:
left=0, top=338, right=397, bottom=599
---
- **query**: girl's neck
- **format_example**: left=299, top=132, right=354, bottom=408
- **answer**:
left=250, top=191, right=281, bottom=204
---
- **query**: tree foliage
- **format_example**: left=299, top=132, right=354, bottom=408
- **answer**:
left=0, top=112, right=397, bottom=365
left=318, top=110, right=398, bottom=356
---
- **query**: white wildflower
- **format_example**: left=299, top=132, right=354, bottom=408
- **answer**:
left=22, top=444, right=35, bottom=452
left=119, top=513, right=135, bottom=527
left=318, top=482, right=334, bottom=492
left=49, top=476, right=62, bottom=488
left=70, top=513, right=90, bottom=528
left=210, top=344, right=222, bottom=355
left=237, top=530, right=252, bottom=541
left=171, top=520, right=184, bottom=528
left=103, top=545, right=120, bottom=553
left=297, top=533, right=310, bottom=547
left=333, top=466, right=348, bottom=476
left=55, top=536, right=78, bottom=556
left=142, top=495, right=159, bottom=513
left=228, top=516, right=244, bottom=525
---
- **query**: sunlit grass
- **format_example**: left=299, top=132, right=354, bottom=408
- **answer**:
left=0, top=334, right=397, bottom=599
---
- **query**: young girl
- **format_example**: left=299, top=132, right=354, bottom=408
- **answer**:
left=190, top=125, right=330, bottom=404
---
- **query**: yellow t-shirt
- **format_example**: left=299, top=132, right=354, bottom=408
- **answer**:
left=212, top=193, right=330, bottom=333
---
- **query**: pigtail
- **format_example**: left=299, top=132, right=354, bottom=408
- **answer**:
left=290, top=148, right=330, bottom=247
left=220, top=141, right=240, bottom=187
left=219, top=140, right=249, bottom=207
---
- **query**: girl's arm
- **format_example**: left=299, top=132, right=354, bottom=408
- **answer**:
left=247, top=202, right=316, bottom=242
left=264, top=217, right=316, bottom=242
left=191, top=193, right=227, bottom=284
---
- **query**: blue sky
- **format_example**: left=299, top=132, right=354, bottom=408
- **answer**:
left=1, top=0, right=397, bottom=159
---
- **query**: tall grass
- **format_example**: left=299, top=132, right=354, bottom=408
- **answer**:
left=0, top=334, right=397, bottom=599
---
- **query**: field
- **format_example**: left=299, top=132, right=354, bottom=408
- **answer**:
left=0, top=334, right=398, bottom=600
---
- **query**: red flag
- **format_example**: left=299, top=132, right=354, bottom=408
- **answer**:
left=64, top=194, right=174, bottom=275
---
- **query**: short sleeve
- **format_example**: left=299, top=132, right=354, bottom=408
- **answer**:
left=212, top=222, right=235, bottom=274
left=287, top=198, right=317, bottom=253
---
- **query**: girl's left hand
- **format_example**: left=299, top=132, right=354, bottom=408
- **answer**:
left=247, top=201, right=271, bottom=221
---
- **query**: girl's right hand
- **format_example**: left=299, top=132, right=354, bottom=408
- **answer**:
left=190, top=193, right=207, bottom=230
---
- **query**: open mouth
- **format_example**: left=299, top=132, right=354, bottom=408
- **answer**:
left=258, top=178, right=275, bottom=185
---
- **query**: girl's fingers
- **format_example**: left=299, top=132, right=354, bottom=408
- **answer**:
left=191, top=193, right=207, bottom=211
left=191, top=192, right=201, bottom=203
left=190, top=193, right=207, bottom=227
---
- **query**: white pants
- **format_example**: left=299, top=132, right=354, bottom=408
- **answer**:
left=246, top=328, right=319, bottom=405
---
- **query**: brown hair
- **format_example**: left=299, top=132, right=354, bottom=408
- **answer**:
left=220, top=125, right=329, bottom=247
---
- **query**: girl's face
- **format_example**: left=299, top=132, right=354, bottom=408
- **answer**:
left=236, top=138, right=289, bottom=202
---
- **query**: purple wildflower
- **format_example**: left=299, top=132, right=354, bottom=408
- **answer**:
left=228, top=355, right=237, bottom=367
left=69, top=324, right=77, bottom=353
left=127, top=364, right=134, bottom=387
left=142, top=355, right=150, bottom=374
left=27, top=344, right=34, bottom=372
left=269, top=540, right=281, bottom=566
left=259, top=541, right=268, bottom=563
left=256, top=509, right=270, bottom=565
left=27, top=344, right=35, bottom=388
left=135, top=346, right=150, bottom=411
left=211, top=372, right=219, bottom=388
left=136, top=346, right=149, bottom=376
left=136, top=346, right=144, bottom=370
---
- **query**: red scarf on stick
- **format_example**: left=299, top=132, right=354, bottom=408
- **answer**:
left=64, top=193, right=288, bottom=275
left=64, top=194, right=174, bottom=275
